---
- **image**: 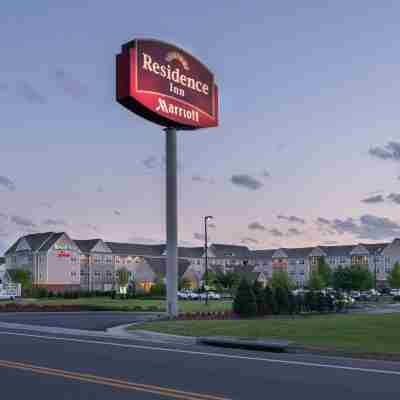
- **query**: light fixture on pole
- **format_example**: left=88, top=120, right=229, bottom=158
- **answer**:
left=204, top=215, right=213, bottom=305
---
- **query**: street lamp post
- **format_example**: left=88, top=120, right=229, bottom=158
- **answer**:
left=204, top=215, right=213, bottom=305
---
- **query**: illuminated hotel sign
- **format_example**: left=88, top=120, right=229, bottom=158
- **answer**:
left=116, top=39, right=219, bottom=130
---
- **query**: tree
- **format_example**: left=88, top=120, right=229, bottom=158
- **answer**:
left=288, top=291, right=298, bottom=315
left=388, top=262, right=400, bottom=289
left=252, top=280, right=266, bottom=315
left=270, top=270, right=293, bottom=291
left=275, top=287, right=289, bottom=314
left=117, top=267, right=129, bottom=289
left=332, top=266, right=352, bottom=291
left=317, top=257, right=332, bottom=287
left=349, top=265, right=374, bottom=290
left=233, top=278, right=257, bottom=317
left=264, top=286, right=277, bottom=315
left=202, top=270, right=217, bottom=290
left=332, top=265, right=373, bottom=291
left=216, top=271, right=240, bottom=292
left=8, top=269, right=31, bottom=293
left=308, top=271, right=325, bottom=291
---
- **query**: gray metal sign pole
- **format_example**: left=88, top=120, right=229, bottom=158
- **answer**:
left=165, top=127, right=178, bottom=318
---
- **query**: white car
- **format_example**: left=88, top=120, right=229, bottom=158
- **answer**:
left=177, top=291, right=189, bottom=300
left=390, top=289, right=400, bottom=296
left=199, top=291, right=221, bottom=300
left=187, top=291, right=199, bottom=300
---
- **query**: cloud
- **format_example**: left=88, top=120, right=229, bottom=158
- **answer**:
left=192, top=175, right=215, bottom=184
left=142, top=156, right=158, bottom=169
left=194, top=232, right=206, bottom=241
left=42, top=218, right=68, bottom=226
left=329, top=214, right=400, bottom=240
left=316, top=217, right=331, bottom=225
left=248, top=222, right=266, bottom=231
left=18, top=82, right=46, bottom=104
left=261, top=169, right=270, bottom=179
left=369, top=141, right=400, bottom=162
left=114, top=210, right=122, bottom=216
left=55, top=69, right=87, bottom=98
left=277, top=215, right=306, bottom=224
left=362, top=194, right=385, bottom=204
left=287, top=227, right=302, bottom=236
left=11, top=216, right=36, bottom=228
left=0, top=176, right=16, bottom=191
left=387, top=193, right=400, bottom=205
left=269, top=228, right=284, bottom=237
left=241, top=237, right=259, bottom=245
left=231, top=174, right=263, bottom=190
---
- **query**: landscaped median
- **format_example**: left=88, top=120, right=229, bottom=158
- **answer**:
left=0, top=298, right=232, bottom=314
left=128, top=313, right=400, bottom=358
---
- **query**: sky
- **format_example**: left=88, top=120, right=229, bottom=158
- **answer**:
left=1, top=1, right=400, bottom=253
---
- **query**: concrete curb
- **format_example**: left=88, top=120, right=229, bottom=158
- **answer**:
left=197, top=336, right=293, bottom=352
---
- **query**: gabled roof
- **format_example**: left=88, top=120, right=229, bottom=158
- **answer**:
left=106, top=242, right=165, bottom=257
left=5, top=232, right=55, bottom=255
left=177, top=247, right=204, bottom=258
left=145, top=257, right=190, bottom=278
left=320, top=245, right=355, bottom=257
left=210, top=244, right=251, bottom=258
left=74, top=239, right=103, bottom=253
left=251, top=249, right=276, bottom=260
left=283, top=247, right=314, bottom=259
left=362, top=243, right=389, bottom=254
left=39, top=233, right=66, bottom=252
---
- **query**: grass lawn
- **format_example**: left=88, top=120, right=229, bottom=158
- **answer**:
left=129, top=313, right=400, bottom=355
left=21, top=297, right=232, bottom=313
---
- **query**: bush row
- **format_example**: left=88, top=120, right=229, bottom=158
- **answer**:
left=233, top=279, right=350, bottom=318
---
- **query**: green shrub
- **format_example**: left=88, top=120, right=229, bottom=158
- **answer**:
left=275, top=287, right=289, bottom=314
left=233, top=278, right=257, bottom=318
left=252, top=280, right=266, bottom=315
left=264, top=286, right=277, bottom=315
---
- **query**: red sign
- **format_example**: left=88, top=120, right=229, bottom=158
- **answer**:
left=116, top=39, right=218, bottom=130
left=57, top=251, right=70, bottom=258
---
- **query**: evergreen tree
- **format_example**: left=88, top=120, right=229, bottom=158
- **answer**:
left=308, top=271, right=325, bottom=291
left=270, top=269, right=293, bottom=291
left=317, top=257, right=332, bottom=287
left=388, top=262, right=400, bottom=289
left=288, top=291, right=297, bottom=315
left=275, top=287, right=289, bottom=314
left=263, top=286, right=277, bottom=315
left=252, top=280, right=266, bottom=315
left=233, top=278, right=257, bottom=317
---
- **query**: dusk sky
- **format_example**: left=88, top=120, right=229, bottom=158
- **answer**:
left=1, top=1, right=400, bottom=253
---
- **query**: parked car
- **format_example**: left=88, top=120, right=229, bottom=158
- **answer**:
left=187, top=291, right=199, bottom=300
left=350, top=291, right=361, bottom=300
left=207, top=292, right=221, bottom=300
left=177, top=291, right=189, bottom=300
left=199, top=291, right=221, bottom=300
left=390, top=289, right=400, bottom=296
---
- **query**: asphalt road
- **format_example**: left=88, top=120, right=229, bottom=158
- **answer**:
left=0, top=312, right=154, bottom=330
left=0, top=326, right=399, bottom=399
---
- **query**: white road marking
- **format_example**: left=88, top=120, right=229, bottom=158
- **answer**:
left=0, top=330, right=399, bottom=377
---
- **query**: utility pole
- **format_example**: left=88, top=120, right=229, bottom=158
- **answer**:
left=204, top=215, right=213, bottom=305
